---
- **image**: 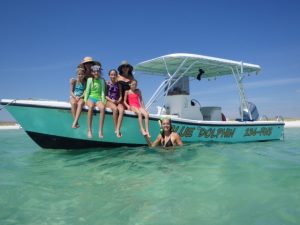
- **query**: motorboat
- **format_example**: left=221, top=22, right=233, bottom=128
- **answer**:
left=0, top=53, right=284, bottom=149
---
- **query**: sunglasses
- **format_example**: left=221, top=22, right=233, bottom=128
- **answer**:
left=91, top=65, right=102, bottom=71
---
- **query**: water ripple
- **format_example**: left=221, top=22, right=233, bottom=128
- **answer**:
left=0, top=128, right=300, bottom=224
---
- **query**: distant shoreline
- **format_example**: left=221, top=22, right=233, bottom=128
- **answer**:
left=0, top=125, right=22, bottom=130
left=0, top=122, right=18, bottom=126
left=0, top=122, right=21, bottom=129
left=284, top=120, right=300, bottom=128
left=1, top=121, right=300, bottom=130
left=0, top=121, right=22, bottom=130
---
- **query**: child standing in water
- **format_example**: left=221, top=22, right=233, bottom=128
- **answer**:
left=106, top=69, right=124, bottom=138
left=84, top=64, right=106, bottom=138
left=70, top=68, right=86, bottom=128
left=124, top=79, right=150, bottom=137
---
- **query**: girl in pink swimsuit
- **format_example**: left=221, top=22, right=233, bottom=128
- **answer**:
left=124, top=79, right=150, bottom=137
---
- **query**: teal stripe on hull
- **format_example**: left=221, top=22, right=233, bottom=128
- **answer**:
left=5, top=104, right=284, bottom=148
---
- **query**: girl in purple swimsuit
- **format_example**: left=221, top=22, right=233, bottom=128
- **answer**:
left=105, top=69, right=124, bottom=138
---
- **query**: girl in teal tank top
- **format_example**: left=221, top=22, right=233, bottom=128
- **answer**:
left=70, top=68, right=86, bottom=128
left=84, top=64, right=106, bottom=139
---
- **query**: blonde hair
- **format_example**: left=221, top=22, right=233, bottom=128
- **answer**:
left=77, top=67, right=85, bottom=73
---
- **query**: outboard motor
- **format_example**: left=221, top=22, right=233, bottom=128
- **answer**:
left=240, top=102, right=259, bottom=121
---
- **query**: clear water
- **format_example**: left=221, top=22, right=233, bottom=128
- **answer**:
left=0, top=128, right=300, bottom=225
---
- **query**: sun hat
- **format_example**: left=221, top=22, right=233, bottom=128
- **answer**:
left=80, top=56, right=102, bottom=68
left=117, top=60, right=133, bottom=73
left=81, top=56, right=94, bottom=64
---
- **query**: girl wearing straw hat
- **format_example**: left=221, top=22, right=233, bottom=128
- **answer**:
left=78, top=56, right=101, bottom=80
left=117, top=60, right=135, bottom=108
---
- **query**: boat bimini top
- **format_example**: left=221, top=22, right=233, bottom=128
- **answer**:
left=135, top=53, right=261, bottom=120
left=135, top=53, right=260, bottom=78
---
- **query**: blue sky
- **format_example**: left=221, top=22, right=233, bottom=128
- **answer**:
left=1, top=0, right=300, bottom=121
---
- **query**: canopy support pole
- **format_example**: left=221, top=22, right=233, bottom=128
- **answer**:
left=231, top=64, right=252, bottom=121
left=146, top=58, right=188, bottom=109
left=145, top=79, right=168, bottom=109
left=162, top=57, right=171, bottom=77
left=146, top=58, right=201, bottom=112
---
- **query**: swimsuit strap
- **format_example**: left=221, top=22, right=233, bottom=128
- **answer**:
left=161, top=132, right=174, bottom=147
left=119, top=80, right=130, bottom=98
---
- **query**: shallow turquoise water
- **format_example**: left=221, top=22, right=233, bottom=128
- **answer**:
left=0, top=128, right=300, bottom=225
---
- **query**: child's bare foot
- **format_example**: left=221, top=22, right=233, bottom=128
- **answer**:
left=141, top=129, right=147, bottom=136
left=146, top=132, right=151, bottom=138
left=88, top=130, right=92, bottom=138
left=72, top=122, right=80, bottom=129
left=116, top=131, right=122, bottom=138
left=99, top=132, right=103, bottom=139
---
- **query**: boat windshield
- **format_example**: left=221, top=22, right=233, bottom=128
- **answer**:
left=166, top=76, right=189, bottom=95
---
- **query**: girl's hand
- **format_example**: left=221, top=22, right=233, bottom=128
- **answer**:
left=108, top=97, right=116, bottom=104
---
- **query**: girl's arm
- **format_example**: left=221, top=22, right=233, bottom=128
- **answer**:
left=144, top=134, right=161, bottom=147
left=124, top=91, right=130, bottom=109
left=105, top=83, right=114, bottom=102
left=80, top=90, right=85, bottom=99
left=105, top=94, right=115, bottom=103
left=84, top=78, right=91, bottom=103
left=174, top=133, right=183, bottom=146
left=117, top=82, right=122, bottom=104
left=105, top=82, right=108, bottom=99
left=105, top=96, right=114, bottom=102
left=138, top=89, right=145, bottom=108
left=100, top=78, right=106, bottom=104
left=79, top=81, right=86, bottom=99
left=70, top=78, right=76, bottom=98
